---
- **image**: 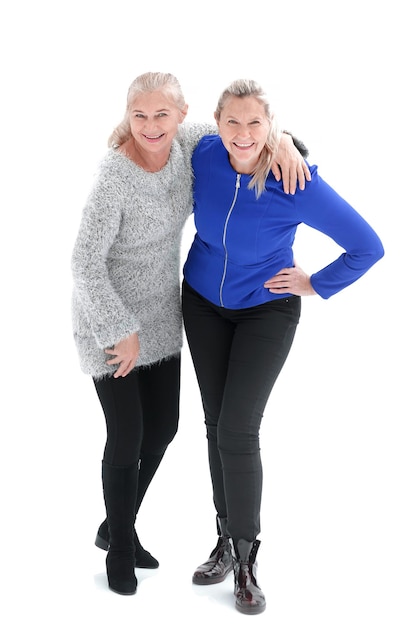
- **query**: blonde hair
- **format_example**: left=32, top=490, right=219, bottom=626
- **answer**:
left=108, top=72, right=186, bottom=148
left=214, top=79, right=280, bottom=197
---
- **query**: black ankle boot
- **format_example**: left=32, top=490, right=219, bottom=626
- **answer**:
left=192, top=516, right=233, bottom=585
left=102, top=462, right=138, bottom=595
left=232, top=539, right=266, bottom=614
left=95, top=520, right=159, bottom=569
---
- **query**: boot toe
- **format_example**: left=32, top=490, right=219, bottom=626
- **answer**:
left=135, top=545, right=159, bottom=569
left=192, top=518, right=234, bottom=585
left=192, top=564, right=232, bottom=585
left=235, top=588, right=266, bottom=614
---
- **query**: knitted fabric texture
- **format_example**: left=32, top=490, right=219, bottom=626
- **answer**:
left=72, top=122, right=214, bottom=378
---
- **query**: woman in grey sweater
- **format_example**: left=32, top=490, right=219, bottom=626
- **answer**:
left=71, top=71, right=308, bottom=595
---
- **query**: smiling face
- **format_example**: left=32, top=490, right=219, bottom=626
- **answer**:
left=128, top=90, right=188, bottom=159
left=216, top=95, right=270, bottom=174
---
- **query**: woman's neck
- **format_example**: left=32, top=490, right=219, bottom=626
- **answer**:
left=228, top=154, right=256, bottom=175
left=120, top=137, right=171, bottom=172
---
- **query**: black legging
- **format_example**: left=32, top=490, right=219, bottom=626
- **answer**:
left=182, top=280, right=301, bottom=541
left=93, top=356, right=180, bottom=507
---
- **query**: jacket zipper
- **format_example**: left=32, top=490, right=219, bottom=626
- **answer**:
left=219, top=173, right=241, bottom=307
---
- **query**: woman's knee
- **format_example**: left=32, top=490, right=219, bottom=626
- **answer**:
left=217, top=425, right=259, bottom=455
left=142, top=414, right=179, bottom=455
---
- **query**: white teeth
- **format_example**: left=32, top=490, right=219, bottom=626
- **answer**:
left=235, top=143, right=252, bottom=147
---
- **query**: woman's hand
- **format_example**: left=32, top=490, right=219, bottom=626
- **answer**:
left=264, top=264, right=317, bottom=296
left=271, top=133, right=311, bottom=195
left=105, top=333, right=140, bottom=378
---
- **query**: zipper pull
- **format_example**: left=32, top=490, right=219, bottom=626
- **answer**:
left=236, top=173, right=241, bottom=189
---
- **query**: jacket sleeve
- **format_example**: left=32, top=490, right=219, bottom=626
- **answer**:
left=71, top=171, right=140, bottom=348
left=297, top=167, right=384, bottom=299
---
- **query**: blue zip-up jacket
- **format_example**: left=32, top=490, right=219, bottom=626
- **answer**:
left=183, top=135, right=384, bottom=308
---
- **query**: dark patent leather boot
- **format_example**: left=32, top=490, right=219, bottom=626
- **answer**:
left=232, top=539, right=266, bottom=614
left=192, top=516, right=233, bottom=585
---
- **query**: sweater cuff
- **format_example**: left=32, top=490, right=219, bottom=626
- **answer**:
left=92, top=322, right=140, bottom=350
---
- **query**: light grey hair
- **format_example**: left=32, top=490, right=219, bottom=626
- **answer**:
left=214, top=78, right=280, bottom=197
left=108, top=72, right=186, bottom=148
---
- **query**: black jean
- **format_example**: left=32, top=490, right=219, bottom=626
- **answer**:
left=182, top=280, right=301, bottom=541
left=93, top=356, right=180, bottom=467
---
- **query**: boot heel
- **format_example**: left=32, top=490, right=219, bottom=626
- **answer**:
left=95, top=532, right=109, bottom=551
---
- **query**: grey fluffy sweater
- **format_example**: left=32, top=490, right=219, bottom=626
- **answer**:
left=72, top=122, right=214, bottom=378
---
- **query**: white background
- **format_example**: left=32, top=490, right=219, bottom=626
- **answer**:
left=1, top=1, right=415, bottom=624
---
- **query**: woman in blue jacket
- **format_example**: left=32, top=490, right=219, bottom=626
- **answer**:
left=182, top=78, right=384, bottom=615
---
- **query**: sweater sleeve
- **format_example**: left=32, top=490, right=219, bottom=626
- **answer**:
left=296, top=166, right=384, bottom=299
left=177, top=122, right=217, bottom=157
left=71, top=167, right=140, bottom=348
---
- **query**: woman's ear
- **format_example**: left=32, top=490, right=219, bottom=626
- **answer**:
left=179, top=104, right=189, bottom=122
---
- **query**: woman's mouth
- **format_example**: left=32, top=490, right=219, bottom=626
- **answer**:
left=233, top=142, right=254, bottom=150
left=143, top=133, right=164, bottom=142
